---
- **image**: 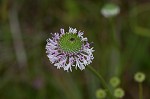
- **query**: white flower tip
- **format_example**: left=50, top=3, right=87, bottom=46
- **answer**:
left=60, top=28, right=65, bottom=34
left=81, top=37, right=88, bottom=41
left=69, top=27, right=77, bottom=34
left=101, top=3, right=120, bottom=18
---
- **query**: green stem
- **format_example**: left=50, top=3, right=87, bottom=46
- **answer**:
left=87, top=66, right=115, bottom=99
left=109, top=18, right=119, bottom=48
left=108, top=18, right=121, bottom=77
left=139, top=83, right=143, bottom=99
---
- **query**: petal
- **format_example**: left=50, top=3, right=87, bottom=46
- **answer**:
left=47, top=54, right=58, bottom=63
left=81, top=37, right=87, bottom=41
left=69, top=27, right=77, bottom=34
left=60, top=28, right=65, bottom=34
left=75, top=57, right=85, bottom=70
left=78, top=31, right=83, bottom=37
left=54, top=57, right=67, bottom=69
left=64, top=63, right=72, bottom=72
left=47, top=38, right=57, bottom=45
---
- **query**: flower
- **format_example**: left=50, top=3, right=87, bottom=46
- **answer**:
left=114, top=88, right=125, bottom=98
left=96, top=89, right=107, bottom=99
left=134, top=72, right=146, bottom=83
left=46, top=27, right=94, bottom=72
left=101, top=3, right=120, bottom=18
left=109, top=76, right=120, bottom=88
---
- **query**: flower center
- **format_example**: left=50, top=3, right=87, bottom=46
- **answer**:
left=70, top=38, right=75, bottom=41
left=58, top=33, right=83, bottom=53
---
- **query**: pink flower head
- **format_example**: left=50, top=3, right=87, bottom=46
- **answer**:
left=46, top=27, right=94, bottom=72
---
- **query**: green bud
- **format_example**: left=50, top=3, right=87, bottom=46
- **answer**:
left=114, top=88, right=125, bottom=98
left=101, top=3, right=120, bottom=18
left=134, top=72, right=146, bottom=83
left=96, top=89, right=107, bottom=99
left=110, top=77, right=120, bottom=87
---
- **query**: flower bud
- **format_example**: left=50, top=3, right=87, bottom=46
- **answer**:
left=110, top=77, right=120, bottom=87
left=96, top=89, right=107, bottom=99
left=134, top=72, right=146, bottom=83
left=114, top=88, right=125, bottom=98
left=101, top=3, right=120, bottom=18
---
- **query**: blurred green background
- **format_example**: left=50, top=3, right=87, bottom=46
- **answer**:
left=0, top=0, right=150, bottom=99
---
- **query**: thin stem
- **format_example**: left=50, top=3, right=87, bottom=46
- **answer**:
left=87, top=66, right=115, bottom=99
left=139, top=83, right=143, bottom=99
left=109, top=18, right=119, bottom=48
left=108, top=18, right=121, bottom=77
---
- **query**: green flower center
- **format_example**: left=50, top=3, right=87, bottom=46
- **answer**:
left=58, top=33, right=83, bottom=53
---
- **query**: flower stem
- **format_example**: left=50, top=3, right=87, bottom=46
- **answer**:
left=139, top=83, right=143, bottom=99
left=108, top=18, right=121, bottom=77
left=87, top=66, right=115, bottom=99
left=109, top=18, right=119, bottom=48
